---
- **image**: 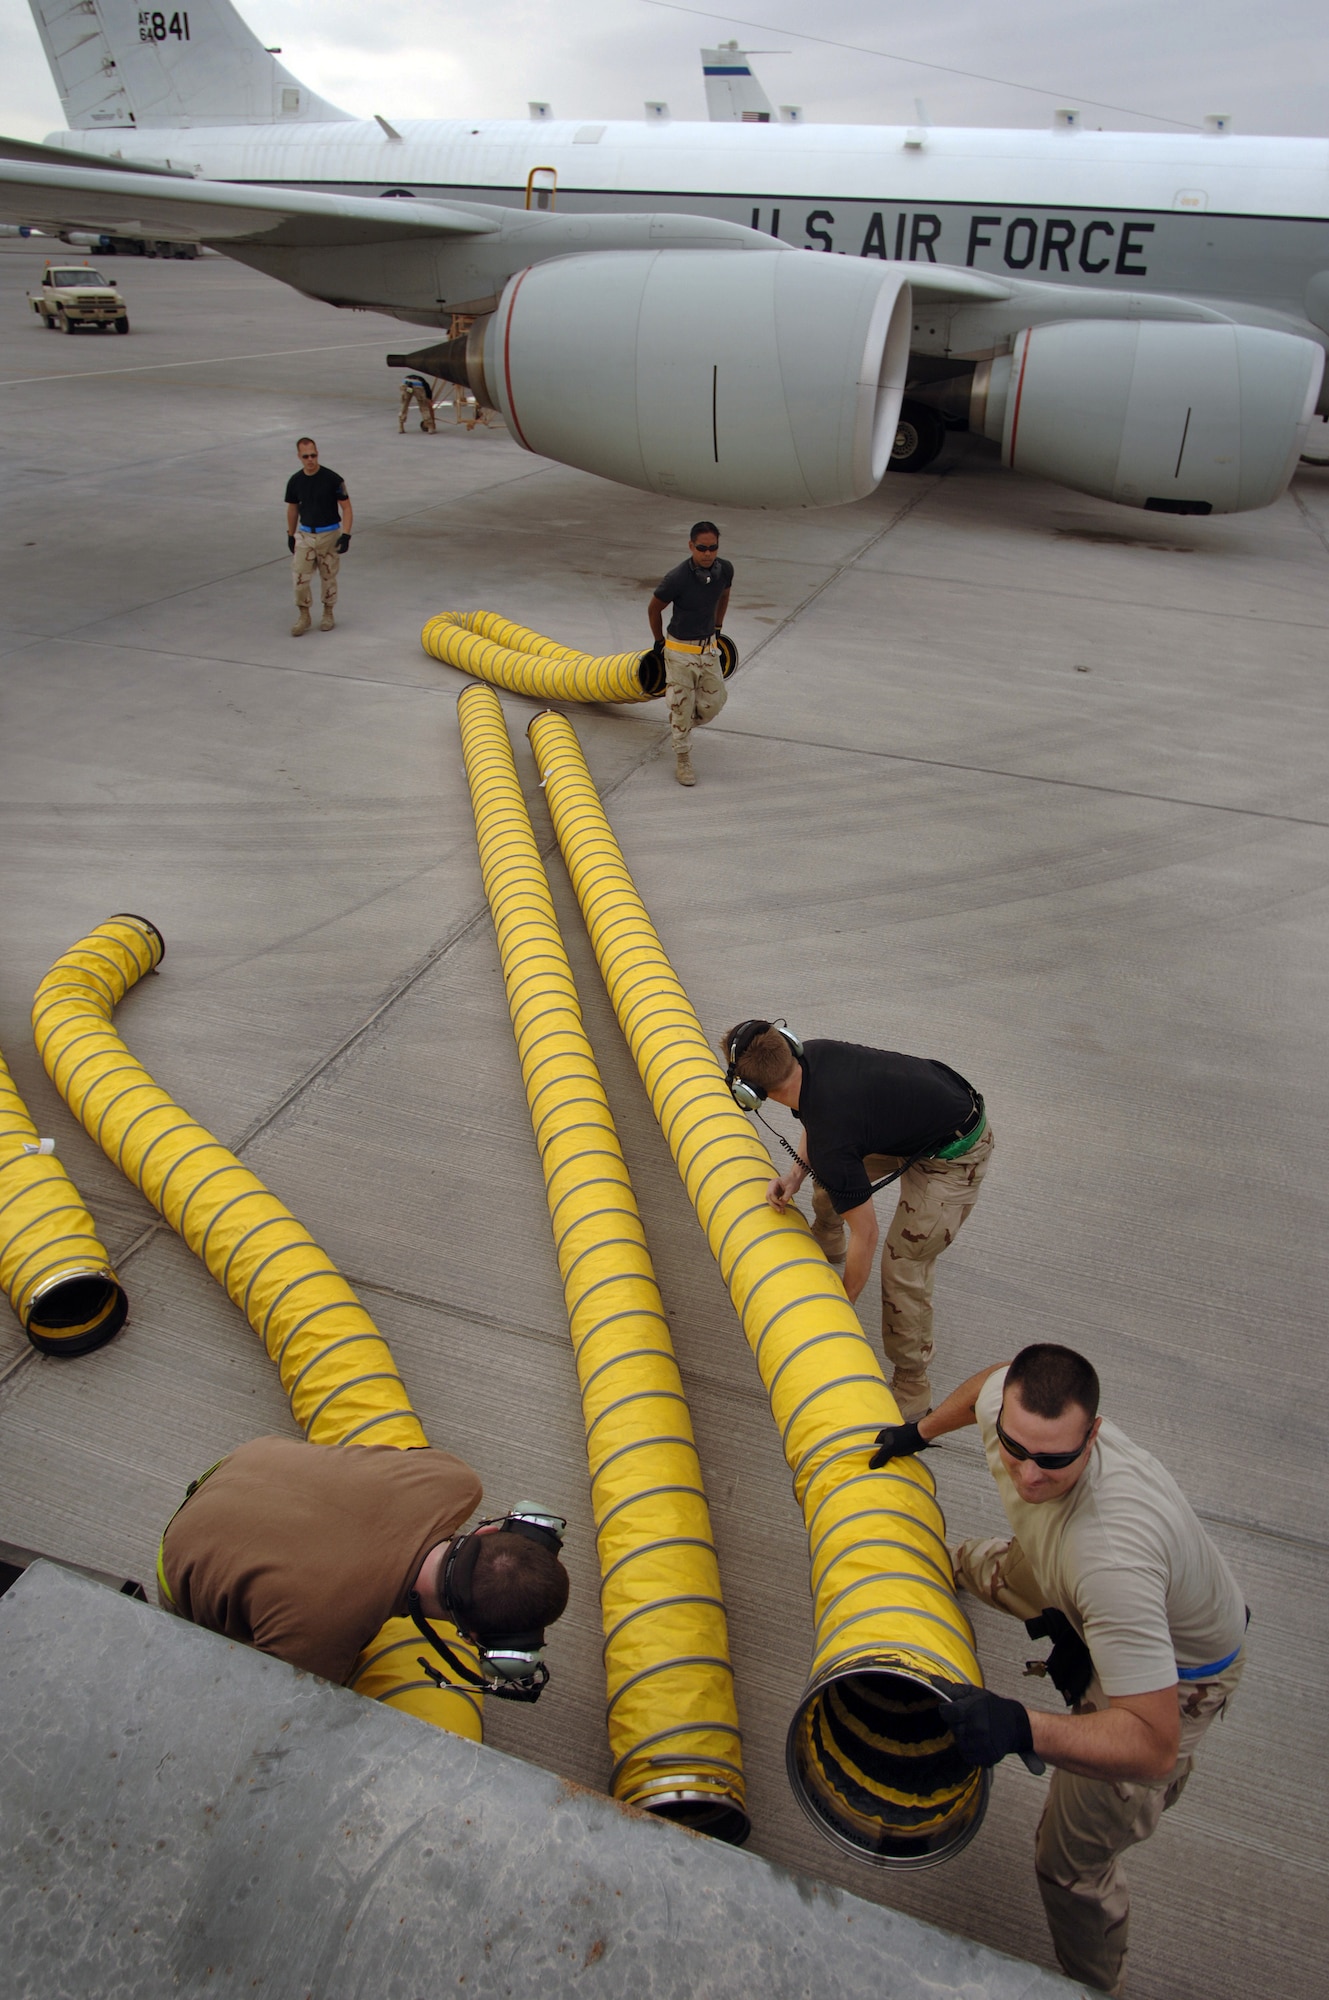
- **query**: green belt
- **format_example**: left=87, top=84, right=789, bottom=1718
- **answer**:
left=933, top=1108, right=987, bottom=1160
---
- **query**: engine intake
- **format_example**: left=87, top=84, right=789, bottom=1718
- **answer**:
left=432, top=248, right=912, bottom=509
left=973, top=319, right=1324, bottom=515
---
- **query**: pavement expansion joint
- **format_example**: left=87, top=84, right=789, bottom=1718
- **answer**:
left=705, top=725, right=1329, bottom=830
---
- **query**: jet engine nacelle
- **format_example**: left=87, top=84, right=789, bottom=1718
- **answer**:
left=974, top=319, right=1324, bottom=515
left=461, top=248, right=912, bottom=508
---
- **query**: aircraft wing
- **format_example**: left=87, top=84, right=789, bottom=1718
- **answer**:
left=906, top=263, right=1241, bottom=326
left=0, top=154, right=498, bottom=246
left=904, top=268, right=1014, bottom=306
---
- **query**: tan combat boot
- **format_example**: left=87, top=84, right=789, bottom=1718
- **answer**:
left=675, top=749, right=696, bottom=787
left=811, top=1220, right=847, bottom=1263
left=889, top=1369, right=933, bottom=1424
left=291, top=609, right=311, bottom=637
left=319, top=607, right=335, bottom=631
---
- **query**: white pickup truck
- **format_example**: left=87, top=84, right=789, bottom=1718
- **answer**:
left=30, top=263, right=129, bottom=334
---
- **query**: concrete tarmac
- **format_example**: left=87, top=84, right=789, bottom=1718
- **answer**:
left=1, top=241, right=1326, bottom=1998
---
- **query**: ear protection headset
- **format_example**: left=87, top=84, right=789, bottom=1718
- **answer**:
left=724, top=1018, right=804, bottom=1111
left=409, top=1503, right=566, bottom=1703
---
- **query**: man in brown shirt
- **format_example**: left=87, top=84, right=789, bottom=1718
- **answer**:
left=157, top=1435, right=568, bottom=1688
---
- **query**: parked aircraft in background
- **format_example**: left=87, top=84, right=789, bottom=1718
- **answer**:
left=702, top=42, right=801, bottom=127
left=2, top=0, right=1325, bottom=515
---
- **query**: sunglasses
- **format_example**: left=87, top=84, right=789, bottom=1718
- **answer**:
left=692, top=542, right=719, bottom=552
left=995, top=1409, right=1094, bottom=1471
left=299, top=451, right=318, bottom=459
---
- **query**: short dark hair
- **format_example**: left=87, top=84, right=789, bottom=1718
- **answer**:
left=690, top=520, right=719, bottom=542
left=1005, top=1344, right=1100, bottom=1423
left=467, top=1534, right=569, bottom=1637
left=720, top=1020, right=798, bottom=1093
left=296, top=436, right=317, bottom=453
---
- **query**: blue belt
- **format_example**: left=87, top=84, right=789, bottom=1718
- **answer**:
left=1177, top=1642, right=1242, bottom=1680
left=299, top=523, right=341, bottom=534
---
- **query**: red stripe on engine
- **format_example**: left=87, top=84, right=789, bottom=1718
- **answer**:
left=502, top=267, right=534, bottom=452
left=1007, top=329, right=1032, bottom=468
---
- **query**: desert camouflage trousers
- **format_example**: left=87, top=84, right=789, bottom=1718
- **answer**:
left=953, top=1533, right=1244, bottom=1997
left=810, top=1122, right=994, bottom=1382
left=292, top=528, right=341, bottom=612
left=664, top=641, right=727, bottom=752
left=399, top=380, right=435, bottom=431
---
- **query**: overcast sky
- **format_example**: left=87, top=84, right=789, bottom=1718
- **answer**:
left=2, top=0, right=1325, bottom=140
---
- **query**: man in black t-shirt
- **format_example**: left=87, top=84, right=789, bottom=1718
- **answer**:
left=284, top=437, right=353, bottom=636
left=647, top=521, right=733, bottom=787
left=722, top=1021, right=995, bottom=1420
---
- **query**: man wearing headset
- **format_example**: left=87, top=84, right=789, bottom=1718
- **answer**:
left=721, top=1020, right=993, bottom=1420
left=156, top=1435, right=569, bottom=1698
left=874, top=1344, right=1246, bottom=1998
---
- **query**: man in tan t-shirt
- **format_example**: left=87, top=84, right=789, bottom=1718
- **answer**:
left=870, top=1343, right=1246, bottom=1998
left=157, top=1435, right=569, bottom=1689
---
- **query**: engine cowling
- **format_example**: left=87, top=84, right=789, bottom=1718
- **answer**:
left=458, top=248, right=912, bottom=509
left=973, top=319, right=1324, bottom=514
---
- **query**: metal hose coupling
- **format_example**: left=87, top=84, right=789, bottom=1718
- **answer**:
left=527, top=711, right=989, bottom=1867
left=0, top=1043, right=127, bottom=1356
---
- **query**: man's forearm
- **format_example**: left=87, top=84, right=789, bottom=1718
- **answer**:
left=842, top=1236, right=873, bottom=1302
left=842, top=1210, right=878, bottom=1303
left=1028, top=1699, right=1177, bottom=1783
left=917, top=1364, right=1005, bottom=1442
left=340, top=501, right=353, bottom=532
left=286, top=504, right=298, bottom=534
left=648, top=598, right=665, bottom=641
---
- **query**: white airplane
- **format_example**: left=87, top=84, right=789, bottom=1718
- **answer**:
left=702, top=42, right=799, bottom=127
left=3, top=0, right=1326, bottom=516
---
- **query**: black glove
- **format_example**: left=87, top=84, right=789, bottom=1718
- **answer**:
left=938, top=1686, right=1045, bottom=1774
left=869, top=1420, right=930, bottom=1469
left=1024, top=1608, right=1094, bottom=1707
left=335, top=533, right=351, bottom=554
left=652, top=635, right=665, bottom=654
left=287, top=534, right=295, bottom=552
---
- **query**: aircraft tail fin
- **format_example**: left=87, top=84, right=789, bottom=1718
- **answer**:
left=28, top=0, right=352, bottom=130
left=702, top=43, right=776, bottom=124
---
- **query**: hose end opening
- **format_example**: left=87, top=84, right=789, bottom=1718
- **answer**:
left=639, top=1791, right=751, bottom=1845
left=23, top=1268, right=129, bottom=1357
left=109, top=912, right=166, bottom=967
left=636, top=649, right=667, bottom=697
left=786, top=1660, right=989, bottom=1869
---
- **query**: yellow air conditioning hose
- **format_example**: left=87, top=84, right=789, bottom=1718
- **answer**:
left=30, top=914, right=482, bottom=1741
left=527, top=715, right=989, bottom=1869
left=0, top=1046, right=127, bottom=1356
left=423, top=610, right=738, bottom=704
left=424, top=609, right=664, bottom=702
left=458, top=683, right=748, bottom=1840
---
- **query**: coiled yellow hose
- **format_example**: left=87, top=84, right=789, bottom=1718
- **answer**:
left=423, top=610, right=664, bottom=703
left=459, top=683, right=747, bottom=1839
left=528, top=714, right=989, bottom=1868
left=0, top=1046, right=127, bottom=1356
left=31, top=915, right=481, bottom=1740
